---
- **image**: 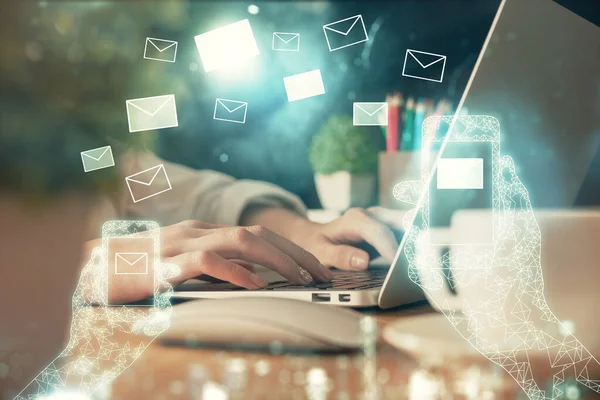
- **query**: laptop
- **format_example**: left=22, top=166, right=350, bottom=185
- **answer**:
left=173, top=0, right=600, bottom=308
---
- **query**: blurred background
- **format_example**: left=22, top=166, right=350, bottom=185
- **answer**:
left=146, top=0, right=499, bottom=208
left=1, top=0, right=598, bottom=206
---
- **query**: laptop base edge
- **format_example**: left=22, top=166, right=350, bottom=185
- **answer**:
left=171, top=288, right=381, bottom=308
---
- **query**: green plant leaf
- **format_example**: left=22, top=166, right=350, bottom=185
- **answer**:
left=309, top=115, right=382, bottom=175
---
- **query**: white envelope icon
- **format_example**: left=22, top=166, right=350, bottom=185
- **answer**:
left=194, top=19, right=260, bottom=73
left=353, top=102, right=388, bottom=126
left=283, top=70, right=326, bottom=102
left=213, top=98, right=248, bottom=124
left=126, top=94, right=178, bottom=133
left=402, top=49, right=447, bottom=83
left=323, top=15, right=368, bottom=52
left=115, top=252, right=148, bottom=275
left=143, top=37, right=178, bottom=63
left=437, top=158, right=484, bottom=189
left=125, top=164, right=172, bottom=203
left=272, top=32, right=300, bottom=52
left=81, top=145, right=115, bottom=172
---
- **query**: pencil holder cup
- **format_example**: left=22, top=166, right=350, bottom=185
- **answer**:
left=378, top=151, right=436, bottom=209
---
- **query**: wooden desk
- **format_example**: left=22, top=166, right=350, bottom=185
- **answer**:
left=96, top=303, right=535, bottom=400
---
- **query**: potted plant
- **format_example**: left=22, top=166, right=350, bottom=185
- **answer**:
left=309, top=115, right=382, bottom=211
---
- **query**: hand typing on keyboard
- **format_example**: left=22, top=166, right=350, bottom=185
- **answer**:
left=240, top=206, right=403, bottom=272
left=80, top=208, right=404, bottom=303
left=82, top=220, right=334, bottom=302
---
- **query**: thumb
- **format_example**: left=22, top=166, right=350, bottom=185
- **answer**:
left=323, top=244, right=370, bottom=271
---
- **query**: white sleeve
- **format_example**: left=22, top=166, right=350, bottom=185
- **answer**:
left=119, top=150, right=307, bottom=226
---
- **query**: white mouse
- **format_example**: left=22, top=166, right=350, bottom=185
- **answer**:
left=160, top=297, right=364, bottom=352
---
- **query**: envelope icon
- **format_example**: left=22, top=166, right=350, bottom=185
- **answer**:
left=126, top=94, right=178, bottom=133
left=283, top=70, right=325, bottom=102
left=115, top=252, right=148, bottom=275
left=272, top=32, right=300, bottom=52
left=143, top=37, right=178, bottom=63
left=81, top=145, right=115, bottom=172
left=353, top=102, right=388, bottom=126
left=125, top=164, right=172, bottom=203
left=323, top=15, right=368, bottom=52
left=402, top=49, right=447, bottom=83
left=213, top=98, right=248, bottom=124
left=194, top=19, right=260, bottom=73
left=437, top=158, right=484, bottom=189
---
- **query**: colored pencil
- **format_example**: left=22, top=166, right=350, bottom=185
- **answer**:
left=427, top=98, right=453, bottom=150
left=381, top=94, right=391, bottom=139
left=386, top=92, right=402, bottom=153
left=423, top=98, right=435, bottom=118
left=412, top=99, right=426, bottom=151
left=400, top=97, right=415, bottom=151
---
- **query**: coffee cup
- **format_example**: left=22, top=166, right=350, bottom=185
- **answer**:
left=416, top=209, right=600, bottom=353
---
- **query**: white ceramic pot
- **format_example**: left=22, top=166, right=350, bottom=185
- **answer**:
left=314, top=171, right=376, bottom=211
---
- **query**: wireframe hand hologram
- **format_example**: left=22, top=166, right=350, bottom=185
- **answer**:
left=394, top=116, right=600, bottom=399
left=16, top=221, right=179, bottom=399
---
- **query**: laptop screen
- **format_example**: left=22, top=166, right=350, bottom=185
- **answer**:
left=453, top=0, right=600, bottom=210
left=381, top=0, right=599, bottom=308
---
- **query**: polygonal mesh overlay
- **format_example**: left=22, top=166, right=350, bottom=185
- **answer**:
left=394, top=115, right=600, bottom=399
left=16, top=221, right=179, bottom=399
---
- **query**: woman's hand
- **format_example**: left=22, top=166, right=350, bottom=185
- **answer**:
left=84, top=220, right=334, bottom=302
left=161, top=220, right=333, bottom=286
left=241, top=206, right=403, bottom=270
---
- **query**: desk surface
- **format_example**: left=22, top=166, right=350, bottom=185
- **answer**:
left=91, top=303, right=542, bottom=400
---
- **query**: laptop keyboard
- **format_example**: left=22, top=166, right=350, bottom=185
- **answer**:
left=259, top=269, right=387, bottom=291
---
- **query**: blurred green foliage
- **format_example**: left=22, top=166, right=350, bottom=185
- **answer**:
left=309, top=115, right=380, bottom=175
left=0, top=1, right=188, bottom=199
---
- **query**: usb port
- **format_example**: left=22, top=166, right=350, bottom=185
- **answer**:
left=312, top=293, right=331, bottom=303
left=338, top=294, right=351, bottom=303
